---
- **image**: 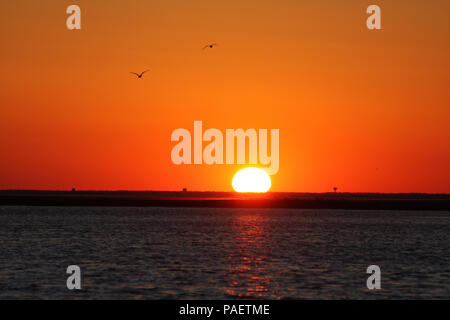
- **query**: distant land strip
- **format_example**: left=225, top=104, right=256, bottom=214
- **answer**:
left=0, top=191, right=449, bottom=211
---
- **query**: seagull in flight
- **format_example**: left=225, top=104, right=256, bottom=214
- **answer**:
left=130, top=70, right=149, bottom=78
left=203, top=43, right=218, bottom=50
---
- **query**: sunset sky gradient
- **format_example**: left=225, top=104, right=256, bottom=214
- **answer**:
left=0, top=0, right=449, bottom=192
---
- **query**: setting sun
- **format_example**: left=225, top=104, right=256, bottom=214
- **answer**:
left=232, top=168, right=272, bottom=193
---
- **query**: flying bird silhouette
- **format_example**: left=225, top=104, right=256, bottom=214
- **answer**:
left=130, top=70, right=149, bottom=78
left=203, top=43, right=218, bottom=50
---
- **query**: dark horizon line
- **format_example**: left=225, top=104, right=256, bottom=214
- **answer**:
left=0, top=189, right=449, bottom=196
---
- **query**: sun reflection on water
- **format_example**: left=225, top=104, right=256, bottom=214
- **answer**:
left=225, top=212, right=280, bottom=299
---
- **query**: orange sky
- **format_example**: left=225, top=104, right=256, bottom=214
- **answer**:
left=0, top=0, right=449, bottom=193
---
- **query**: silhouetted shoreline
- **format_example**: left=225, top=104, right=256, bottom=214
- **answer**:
left=0, top=191, right=449, bottom=211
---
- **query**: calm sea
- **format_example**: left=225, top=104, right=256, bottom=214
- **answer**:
left=0, top=206, right=449, bottom=299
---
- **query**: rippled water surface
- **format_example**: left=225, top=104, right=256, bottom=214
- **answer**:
left=0, top=206, right=449, bottom=299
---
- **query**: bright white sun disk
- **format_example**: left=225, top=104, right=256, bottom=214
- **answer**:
left=232, top=167, right=271, bottom=193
